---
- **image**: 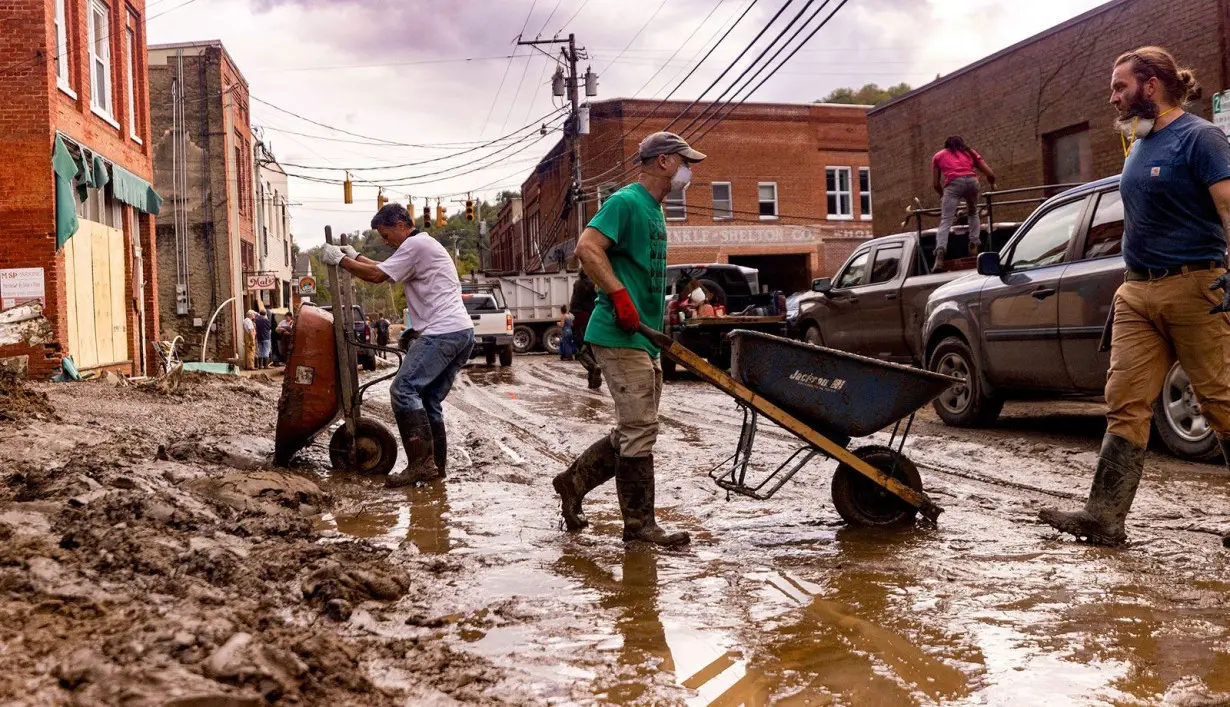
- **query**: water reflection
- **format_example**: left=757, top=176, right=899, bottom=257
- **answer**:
left=407, top=480, right=451, bottom=555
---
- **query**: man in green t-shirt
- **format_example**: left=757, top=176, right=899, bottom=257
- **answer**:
left=552, top=132, right=706, bottom=547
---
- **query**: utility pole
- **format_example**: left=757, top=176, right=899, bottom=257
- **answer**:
left=517, top=33, right=593, bottom=266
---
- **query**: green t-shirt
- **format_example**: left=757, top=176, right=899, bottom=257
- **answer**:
left=583, top=183, right=667, bottom=357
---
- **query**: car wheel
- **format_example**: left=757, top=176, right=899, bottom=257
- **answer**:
left=485, top=346, right=496, bottom=366
left=543, top=326, right=563, bottom=355
left=803, top=325, right=823, bottom=347
left=929, top=336, right=1003, bottom=427
left=1152, top=362, right=1220, bottom=461
left=512, top=325, right=536, bottom=354
left=499, top=346, right=514, bottom=367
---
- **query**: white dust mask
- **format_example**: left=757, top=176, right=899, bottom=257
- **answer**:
left=671, top=164, right=693, bottom=191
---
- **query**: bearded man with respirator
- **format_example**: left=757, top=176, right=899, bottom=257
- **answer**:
left=552, top=132, right=706, bottom=547
left=1039, top=47, right=1230, bottom=547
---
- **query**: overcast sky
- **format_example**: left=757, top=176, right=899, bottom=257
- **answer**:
left=146, top=0, right=1107, bottom=248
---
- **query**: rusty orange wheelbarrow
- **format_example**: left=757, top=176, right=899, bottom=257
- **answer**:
left=274, top=227, right=404, bottom=474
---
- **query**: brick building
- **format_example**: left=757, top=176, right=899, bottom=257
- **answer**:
left=148, top=40, right=257, bottom=362
left=500, top=99, right=874, bottom=293
left=868, top=0, right=1230, bottom=236
left=0, top=0, right=162, bottom=379
left=489, top=196, right=525, bottom=272
left=255, top=139, right=294, bottom=310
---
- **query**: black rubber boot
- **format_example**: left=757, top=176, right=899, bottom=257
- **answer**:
left=616, top=455, right=690, bottom=547
left=430, top=420, right=447, bottom=476
left=393, top=409, right=438, bottom=484
left=1039, top=434, right=1145, bottom=546
left=579, top=347, right=602, bottom=390
left=552, top=436, right=619, bottom=531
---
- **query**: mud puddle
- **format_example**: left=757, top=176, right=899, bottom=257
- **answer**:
left=321, top=356, right=1230, bottom=704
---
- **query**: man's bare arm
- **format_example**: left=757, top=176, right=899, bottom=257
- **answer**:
left=340, top=257, right=391, bottom=284
left=575, top=227, right=624, bottom=294
left=1211, top=180, right=1230, bottom=253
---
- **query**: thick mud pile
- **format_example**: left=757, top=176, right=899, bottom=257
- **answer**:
left=0, top=372, right=57, bottom=425
left=0, top=375, right=508, bottom=705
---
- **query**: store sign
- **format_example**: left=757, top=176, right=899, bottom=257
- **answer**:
left=667, top=224, right=873, bottom=247
left=0, top=268, right=45, bottom=310
left=298, top=276, right=317, bottom=296
left=1214, top=90, right=1230, bottom=142
left=245, top=273, right=277, bottom=291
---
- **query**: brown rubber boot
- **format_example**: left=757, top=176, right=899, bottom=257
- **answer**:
left=932, top=247, right=947, bottom=273
left=430, top=420, right=447, bottom=476
left=1220, top=437, right=1230, bottom=548
left=1039, top=434, right=1145, bottom=546
left=392, top=409, right=438, bottom=485
left=616, top=455, right=690, bottom=547
left=553, top=436, right=619, bottom=531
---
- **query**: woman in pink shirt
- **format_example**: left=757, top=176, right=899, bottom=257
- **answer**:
left=931, top=136, right=997, bottom=271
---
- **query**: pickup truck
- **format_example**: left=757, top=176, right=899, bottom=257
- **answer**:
left=663, top=264, right=787, bottom=373
left=398, top=283, right=515, bottom=367
left=794, top=223, right=1020, bottom=364
left=922, top=175, right=1215, bottom=461
left=319, top=304, right=377, bottom=371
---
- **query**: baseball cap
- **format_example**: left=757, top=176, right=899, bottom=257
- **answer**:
left=638, top=132, right=707, bottom=163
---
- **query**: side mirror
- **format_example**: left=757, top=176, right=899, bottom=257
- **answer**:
left=811, top=277, right=833, bottom=294
left=976, top=251, right=1003, bottom=277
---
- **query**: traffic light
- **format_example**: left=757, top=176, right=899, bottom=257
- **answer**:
left=343, top=171, right=353, bottom=204
left=376, top=187, right=388, bottom=210
left=422, top=202, right=431, bottom=230
left=436, top=203, right=447, bottom=228
left=465, top=198, right=475, bottom=222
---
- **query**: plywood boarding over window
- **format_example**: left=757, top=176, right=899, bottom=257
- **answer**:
left=64, top=220, right=128, bottom=369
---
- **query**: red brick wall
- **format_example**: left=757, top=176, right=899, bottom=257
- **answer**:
left=868, top=0, right=1230, bottom=236
left=0, top=0, right=154, bottom=378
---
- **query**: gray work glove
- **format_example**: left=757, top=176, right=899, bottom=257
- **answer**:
left=1210, top=273, right=1230, bottom=314
left=319, top=244, right=345, bottom=266
left=341, top=245, right=359, bottom=259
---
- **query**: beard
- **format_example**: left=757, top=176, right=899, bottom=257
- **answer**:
left=1113, top=89, right=1159, bottom=137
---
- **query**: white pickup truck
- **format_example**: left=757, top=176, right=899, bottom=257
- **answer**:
left=398, top=283, right=514, bottom=366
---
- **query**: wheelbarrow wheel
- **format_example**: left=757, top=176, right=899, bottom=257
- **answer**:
left=831, top=445, right=922, bottom=527
left=329, top=419, right=398, bottom=475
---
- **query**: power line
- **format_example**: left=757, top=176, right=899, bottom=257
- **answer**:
left=597, top=0, right=671, bottom=75
left=558, top=0, right=592, bottom=32
left=481, top=0, right=539, bottom=138
left=249, top=54, right=528, bottom=73
left=629, top=0, right=728, bottom=100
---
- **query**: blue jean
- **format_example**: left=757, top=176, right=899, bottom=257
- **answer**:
left=390, top=328, right=475, bottom=423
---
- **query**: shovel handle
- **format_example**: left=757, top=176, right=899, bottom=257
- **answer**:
left=637, top=323, right=673, bottom=349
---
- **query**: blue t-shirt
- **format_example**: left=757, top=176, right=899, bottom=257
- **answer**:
left=1121, top=112, right=1230, bottom=271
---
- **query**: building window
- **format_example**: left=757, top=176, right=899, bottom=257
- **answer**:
left=858, top=167, right=872, bottom=220
left=54, top=0, right=70, bottom=91
left=88, top=0, right=113, bottom=118
left=664, top=187, right=686, bottom=220
left=125, top=14, right=139, bottom=141
left=826, top=167, right=852, bottom=220
left=758, top=183, right=777, bottom=219
left=711, top=182, right=732, bottom=220
left=1044, top=124, right=1092, bottom=186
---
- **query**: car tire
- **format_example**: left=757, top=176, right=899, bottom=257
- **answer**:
left=928, top=336, right=1003, bottom=427
left=485, top=346, right=497, bottom=366
left=1152, top=362, right=1220, bottom=461
left=499, top=345, right=514, bottom=367
left=543, top=326, right=563, bottom=355
left=802, top=325, right=823, bottom=347
left=512, top=325, right=536, bottom=354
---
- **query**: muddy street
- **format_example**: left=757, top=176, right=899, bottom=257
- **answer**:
left=3, top=358, right=1230, bottom=705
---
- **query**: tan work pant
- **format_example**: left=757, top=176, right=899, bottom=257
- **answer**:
left=594, top=345, right=662, bottom=458
left=1105, top=267, right=1230, bottom=447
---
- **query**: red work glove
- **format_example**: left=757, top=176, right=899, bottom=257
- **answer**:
left=609, top=288, right=640, bottom=333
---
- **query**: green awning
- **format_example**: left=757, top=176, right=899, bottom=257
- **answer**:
left=111, top=164, right=163, bottom=216
left=52, top=135, right=80, bottom=249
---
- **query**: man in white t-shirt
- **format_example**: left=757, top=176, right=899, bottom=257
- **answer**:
left=320, top=204, right=474, bottom=483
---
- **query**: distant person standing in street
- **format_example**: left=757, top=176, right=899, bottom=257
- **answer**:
left=1040, top=47, right=1230, bottom=547
left=559, top=305, right=576, bottom=361
left=254, top=310, right=272, bottom=369
left=320, top=204, right=474, bottom=483
left=553, top=131, right=706, bottom=547
left=569, top=270, right=602, bottom=389
left=242, top=310, right=257, bottom=370
left=276, top=312, right=295, bottom=363
left=932, top=135, right=997, bottom=271
left=375, top=312, right=391, bottom=358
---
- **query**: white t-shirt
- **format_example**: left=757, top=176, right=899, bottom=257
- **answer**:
left=377, top=233, right=472, bottom=336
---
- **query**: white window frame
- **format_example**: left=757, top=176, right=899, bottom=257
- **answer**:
left=54, top=0, right=73, bottom=95
left=88, top=0, right=115, bottom=123
left=711, top=182, right=733, bottom=221
left=758, top=182, right=778, bottom=221
left=826, top=167, right=853, bottom=221
left=858, top=167, right=872, bottom=221
left=125, top=17, right=140, bottom=143
left=664, top=187, right=687, bottom=221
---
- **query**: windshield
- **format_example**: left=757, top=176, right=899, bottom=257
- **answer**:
left=462, top=294, right=500, bottom=314
left=462, top=285, right=506, bottom=309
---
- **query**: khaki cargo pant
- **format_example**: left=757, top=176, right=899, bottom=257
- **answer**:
left=593, top=345, right=662, bottom=458
left=1105, top=267, right=1230, bottom=447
